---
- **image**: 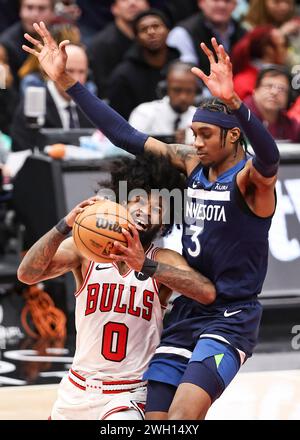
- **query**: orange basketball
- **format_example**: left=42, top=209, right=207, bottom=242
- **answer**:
left=73, top=199, right=134, bottom=262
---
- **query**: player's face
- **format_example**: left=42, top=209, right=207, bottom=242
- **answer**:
left=191, top=122, right=238, bottom=167
left=127, top=193, right=167, bottom=244
left=127, top=193, right=165, bottom=230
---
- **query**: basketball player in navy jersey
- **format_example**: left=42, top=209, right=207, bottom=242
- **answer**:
left=23, top=23, right=279, bottom=419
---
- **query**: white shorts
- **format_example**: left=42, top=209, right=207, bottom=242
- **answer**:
left=51, top=371, right=147, bottom=420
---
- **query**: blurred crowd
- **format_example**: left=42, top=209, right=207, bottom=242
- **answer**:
left=1, top=0, right=300, bottom=177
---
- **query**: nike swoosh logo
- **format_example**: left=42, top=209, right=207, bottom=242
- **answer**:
left=224, top=309, right=242, bottom=318
left=95, top=265, right=111, bottom=271
left=192, top=182, right=198, bottom=189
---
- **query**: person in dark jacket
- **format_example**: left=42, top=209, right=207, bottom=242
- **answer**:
left=107, top=9, right=179, bottom=120
left=167, top=0, right=246, bottom=75
left=11, top=44, right=94, bottom=151
left=88, top=0, right=149, bottom=99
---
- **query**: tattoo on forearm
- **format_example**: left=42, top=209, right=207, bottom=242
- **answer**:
left=19, top=228, right=67, bottom=281
left=170, top=144, right=197, bottom=162
left=155, top=262, right=214, bottom=303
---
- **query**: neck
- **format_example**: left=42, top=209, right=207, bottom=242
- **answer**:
left=115, top=17, right=135, bottom=39
left=142, top=46, right=168, bottom=68
left=208, top=148, right=246, bottom=181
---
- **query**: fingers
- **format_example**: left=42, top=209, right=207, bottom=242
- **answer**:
left=24, top=33, right=43, bottom=50
left=191, top=66, right=209, bottom=83
left=128, top=223, right=139, bottom=240
left=200, top=42, right=216, bottom=65
left=109, top=254, right=124, bottom=262
left=33, top=21, right=57, bottom=48
left=59, top=40, right=70, bottom=57
left=122, top=228, right=133, bottom=244
left=22, top=45, right=40, bottom=57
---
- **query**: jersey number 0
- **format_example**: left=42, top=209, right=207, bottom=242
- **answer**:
left=102, top=322, right=129, bottom=362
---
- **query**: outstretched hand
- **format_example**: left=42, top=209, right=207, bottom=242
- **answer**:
left=22, top=21, right=70, bottom=83
left=192, top=37, right=235, bottom=104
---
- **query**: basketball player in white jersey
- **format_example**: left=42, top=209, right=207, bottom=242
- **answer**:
left=17, top=154, right=216, bottom=420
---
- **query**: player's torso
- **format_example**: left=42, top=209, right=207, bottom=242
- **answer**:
left=182, top=159, right=272, bottom=303
left=72, top=245, right=162, bottom=380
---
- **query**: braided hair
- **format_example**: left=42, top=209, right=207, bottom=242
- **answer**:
left=199, top=98, right=249, bottom=156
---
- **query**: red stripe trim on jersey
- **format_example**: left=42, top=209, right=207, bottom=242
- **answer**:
left=74, top=262, right=94, bottom=297
left=101, top=406, right=129, bottom=420
left=145, top=243, right=154, bottom=257
left=70, top=368, right=86, bottom=382
left=150, top=245, right=159, bottom=260
left=68, top=376, right=86, bottom=390
left=102, top=379, right=142, bottom=385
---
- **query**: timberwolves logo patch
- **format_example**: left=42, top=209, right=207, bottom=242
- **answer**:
left=134, top=271, right=149, bottom=281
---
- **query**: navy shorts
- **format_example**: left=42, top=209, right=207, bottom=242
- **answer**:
left=144, top=298, right=262, bottom=409
left=144, top=338, right=240, bottom=408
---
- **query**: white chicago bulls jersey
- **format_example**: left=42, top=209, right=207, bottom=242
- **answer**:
left=71, top=244, right=163, bottom=381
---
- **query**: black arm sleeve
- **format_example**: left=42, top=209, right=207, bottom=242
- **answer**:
left=233, top=103, right=280, bottom=177
left=67, top=81, right=148, bottom=155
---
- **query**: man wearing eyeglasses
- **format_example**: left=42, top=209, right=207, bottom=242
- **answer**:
left=244, top=66, right=300, bottom=142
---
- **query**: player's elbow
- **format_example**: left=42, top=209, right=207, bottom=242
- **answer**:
left=201, top=285, right=216, bottom=305
left=17, top=266, right=38, bottom=285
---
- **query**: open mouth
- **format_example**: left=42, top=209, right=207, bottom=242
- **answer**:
left=134, top=219, right=148, bottom=231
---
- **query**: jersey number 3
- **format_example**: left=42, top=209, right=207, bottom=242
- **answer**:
left=187, top=225, right=203, bottom=258
left=102, top=322, right=129, bottom=362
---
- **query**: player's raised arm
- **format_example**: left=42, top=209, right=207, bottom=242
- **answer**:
left=22, top=21, right=195, bottom=174
left=192, top=38, right=280, bottom=186
left=17, top=198, right=97, bottom=285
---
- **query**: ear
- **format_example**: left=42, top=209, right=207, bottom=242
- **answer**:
left=229, top=128, right=241, bottom=143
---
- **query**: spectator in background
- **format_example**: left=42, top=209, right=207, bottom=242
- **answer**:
left=11, top=44, right=94, bottom=152
left=0, top=45, right=19, bottom=136
left=76, top=0, right=114, bottom=46
left=160, top=0, right=199, bottom=27
left=167, top=0, right=246, bottom=74
left=89, top=0, right=149, bottom=99
left=0, top=0, right=55, bottom=83
left=232, top=26, right=288, bottom=100
left=243, top=0, right=296, bottom=29
left=244, top=67, right=300, bottom=142
left=107, top=9, right=179, bottom=120
left=129, top=61, right=199, bottom=144
left=243, top=0, right=300, bottom=66
left=0, top=0, right=19, bottom=34
left=54, top=0, right=82, bottom=24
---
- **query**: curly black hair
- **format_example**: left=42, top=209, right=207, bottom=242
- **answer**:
left=97, top=152, right=185, bottom=235
left=199, top=98, right=249, bottom=155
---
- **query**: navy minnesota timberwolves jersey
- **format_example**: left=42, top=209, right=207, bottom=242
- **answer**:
left=182, top=158, right=273, bottom=306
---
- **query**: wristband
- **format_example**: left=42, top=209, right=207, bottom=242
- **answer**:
left=55, top=218, right=72, bottom=235
left=141, top=257, right=158, bottom=278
